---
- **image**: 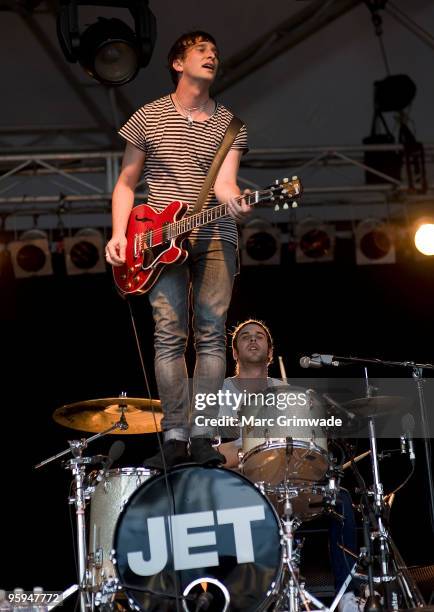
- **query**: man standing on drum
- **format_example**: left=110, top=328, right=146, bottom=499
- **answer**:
left=219, top=319, right=365, bottom=612
left=106, top=31, right=250, bottom=469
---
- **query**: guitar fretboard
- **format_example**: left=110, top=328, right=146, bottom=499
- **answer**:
left=136, top=179, right=298, bottom=250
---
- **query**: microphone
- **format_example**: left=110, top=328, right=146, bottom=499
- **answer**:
left=401, top=413, right=416, bottom=462
left=97, top=440, right=125, bottom=481
left=299, top=354, right=339, bottom=369
left=322, top=393, right=356, bottom=422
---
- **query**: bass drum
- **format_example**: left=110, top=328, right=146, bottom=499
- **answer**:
left=113, top=465, right=282, bottom=612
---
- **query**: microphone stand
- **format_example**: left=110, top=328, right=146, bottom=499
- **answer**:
left=312, top=353, right=434, bottom=534
left=310, top=354, right=430, bottom=608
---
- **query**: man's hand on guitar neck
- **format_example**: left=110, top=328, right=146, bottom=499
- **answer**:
left=105, top=234, right=127, bottom=266
left=227, top=189, right=252, bottom=222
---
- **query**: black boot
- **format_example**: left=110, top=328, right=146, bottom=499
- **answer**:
left=190, top=437, right=226, bottom=466
left=144, top=440, right=189, bottom=470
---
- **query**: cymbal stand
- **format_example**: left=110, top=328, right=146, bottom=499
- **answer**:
left=34, top=418, right=129, bottom=612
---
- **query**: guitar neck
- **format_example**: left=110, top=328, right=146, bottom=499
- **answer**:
left=172, top=190, right=267, bottom=238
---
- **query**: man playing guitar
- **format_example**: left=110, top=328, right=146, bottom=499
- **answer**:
left=105, top=31, right=250, bottom=468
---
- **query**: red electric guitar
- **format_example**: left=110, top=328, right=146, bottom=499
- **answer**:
left=113, top=176, right=302, bottom=296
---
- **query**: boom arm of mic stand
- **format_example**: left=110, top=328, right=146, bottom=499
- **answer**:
left=34, top=421, right=128, bottom=469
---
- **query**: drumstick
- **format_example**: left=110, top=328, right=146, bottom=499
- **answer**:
left=278, top=356, right=288, bottom=384
left=342, top=450, right=371, bottom=470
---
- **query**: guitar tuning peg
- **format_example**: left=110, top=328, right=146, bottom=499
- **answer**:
left=270, top=196, right=275, bottom=201
left=282, top=189, right=287, bottom=195
left=292, top=175, right=298, bottom=180
left=274, top=204, right=280, bottom=211
left=283, top=203, right=289, bottom=210
left=292, top=201, right=298, bottom=208
left=283, top=177, right=289, bottom=182
left=275, top=179, right=279, bottom=185
left=279, top=195, right=284, bottom=200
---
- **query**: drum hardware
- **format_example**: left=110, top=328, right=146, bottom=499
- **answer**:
left=337, top=386, right=423, bottom=610
left=305, top=353, right=434, bottom=605
left=279, top=493, right=328, bottom=612
left=34, top=396, right=138, bottom=612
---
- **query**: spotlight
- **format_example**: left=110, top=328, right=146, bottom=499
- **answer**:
left=8, top=230, right=53, bottom=278
left=296, top=218, right=335, bottom=263
left=355, top=218, right=395, bottom=265
left=57, top=1, right=156, bottom=86
left=414, top=218, right=434, bottom=256
left=79, top=18, right=140, bottom=85
left=241, top=219, right=281, bottom=266
left=64, top=229, right=106, bottom=275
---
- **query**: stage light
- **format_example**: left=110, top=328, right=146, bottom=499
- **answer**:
left=57, top=1, right=156, bottom=86
left=296, top=218, right=335, bottom=263
left=374, top=75, right=416, bottom=114
left=414, top=220, right=434, bottom=256
left=64, top=229, right=106, bottom=275
left=8, top=230, right=53, bottom=278
left=241, top=219, right=281, bottom=266
left=355, top=218, right=395, bottom=265
left=79, top=18, right=139, bottom=85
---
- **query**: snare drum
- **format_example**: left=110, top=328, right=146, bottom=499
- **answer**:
left=113, top=465, right=283, bottom=612
left=88, top=467, right=154, bottom=585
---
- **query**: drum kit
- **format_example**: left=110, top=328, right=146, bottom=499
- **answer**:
left=33, top=377, right=429, bottom=612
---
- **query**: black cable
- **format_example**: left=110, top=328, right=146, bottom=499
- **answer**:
left=386, top=458, right=415, bottom=497
left=127, top=297, right=181, bottom=612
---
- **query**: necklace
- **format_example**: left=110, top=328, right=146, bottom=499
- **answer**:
left=173, top=93, right=210, bottom=126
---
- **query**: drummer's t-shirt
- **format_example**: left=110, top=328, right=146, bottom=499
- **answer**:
left=219, top=377, right=286, bottom=446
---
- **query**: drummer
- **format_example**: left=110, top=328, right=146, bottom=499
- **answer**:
left=219, top=318, right=284, bottom=461
left=219, top=319, right=365, bottom=612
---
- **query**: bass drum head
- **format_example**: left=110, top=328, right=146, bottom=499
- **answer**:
left=113, top=465, right=282, bottom=612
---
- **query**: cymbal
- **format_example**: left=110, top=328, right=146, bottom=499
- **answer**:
left=343, top=395, right=411, bottom=419
left=53, top=397, right=162, bottom=434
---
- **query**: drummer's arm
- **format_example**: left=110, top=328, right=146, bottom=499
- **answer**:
left=219, top=441, right=240, bottom=469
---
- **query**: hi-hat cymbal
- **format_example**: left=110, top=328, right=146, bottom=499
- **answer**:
left=343, top=395, right=411, bottom=419
left=53, top=397, right=162, bottom=434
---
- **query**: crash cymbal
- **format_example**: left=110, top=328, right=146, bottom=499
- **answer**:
left=53, top=397, right=162, bottom=434
left=343, top=395, right=411, bottom=419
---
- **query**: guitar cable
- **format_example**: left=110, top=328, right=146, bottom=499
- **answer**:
left=127, top=297, right=182, bottom=612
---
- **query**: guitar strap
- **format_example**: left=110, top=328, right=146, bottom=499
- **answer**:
left=190, top=116, right=244, bottom=215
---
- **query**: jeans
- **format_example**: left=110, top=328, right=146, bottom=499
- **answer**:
left=148, top=238, right=237, bottom=440
left=329, top=488, right=358, bottom=591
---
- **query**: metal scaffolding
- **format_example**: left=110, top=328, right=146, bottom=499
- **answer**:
left=0, top=143, right=433, bottom=227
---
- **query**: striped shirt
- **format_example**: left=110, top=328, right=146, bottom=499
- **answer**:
left=118, top=94, right=248, bottom=246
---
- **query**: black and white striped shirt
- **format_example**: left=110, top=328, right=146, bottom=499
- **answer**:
left=118, top=94, right=248, bottom=246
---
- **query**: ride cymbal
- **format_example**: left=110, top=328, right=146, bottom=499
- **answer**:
left=53, top=397, right=162, bottom=434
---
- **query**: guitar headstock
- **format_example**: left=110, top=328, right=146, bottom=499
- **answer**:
left=269, top=176, right=303, bottom=210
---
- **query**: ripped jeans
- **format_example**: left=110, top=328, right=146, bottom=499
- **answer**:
left=148, top=238, right=237, bottom=441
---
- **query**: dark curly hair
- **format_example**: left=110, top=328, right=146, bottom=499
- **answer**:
left=167, top=31, right=218, bottom=86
